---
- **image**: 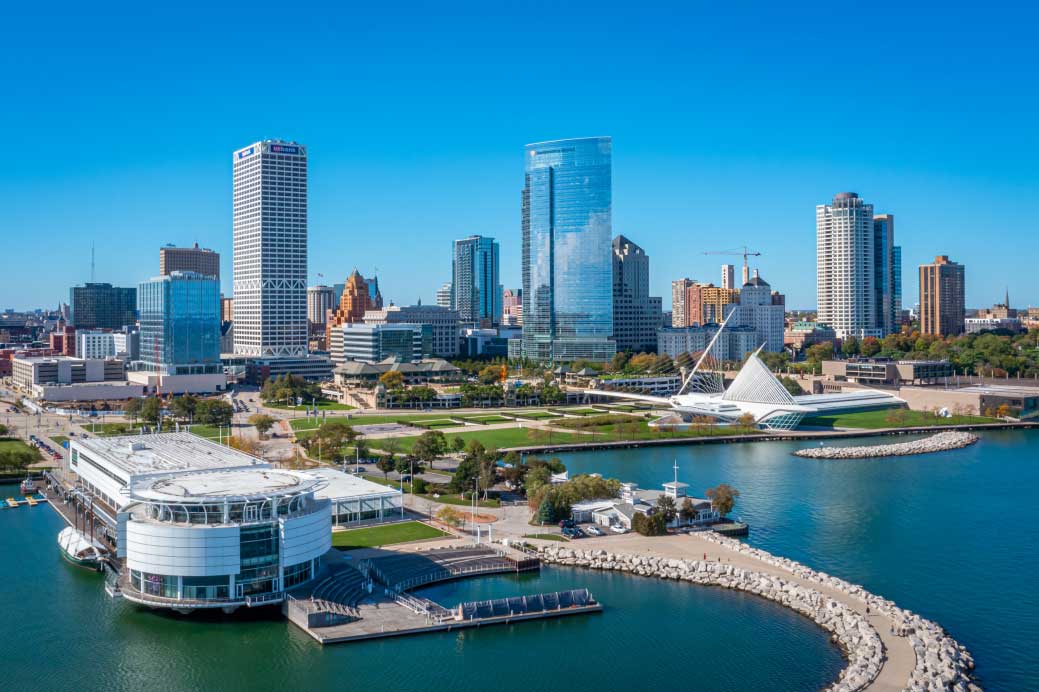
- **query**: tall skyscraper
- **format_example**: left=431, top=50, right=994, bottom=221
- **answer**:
left=919, top=255, right=965, bottom=336
left=452, top=235, right=501, bottom=325
left=671, top=279, right=697, bottom=328
left=521, top=137, right=615, bottom=362
left=816, top=192, right=881, bottom=339
left=306, top=285, right=336, bottom=325
left=232, top=140, right=308, bottom=357
left=69, top=283, right=137, bottom=330
left=721, top=264, right=735, bottom=290
left=436, top=282, right=453, bottom=309
left=160, top=243, right=220, bottom=279
left=872, top=214, right=900, bottom=335
left=134, top=271, right=224, bottom=393
left=326, top=271, right=373, bottom=345
left=612, top=235, right=661, bottom=352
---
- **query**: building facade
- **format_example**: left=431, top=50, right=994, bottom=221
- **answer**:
left=724, top=272, right=785, bottom=352
left=330, top=323, right=428, bottom=365
left=656, top=325, right=759, bottom=362
left=160, top=243, right=220, bottom=279
left=816, top=192, right=881, bottom=339
left=69, top=283, right=137, bottom=330
left=306, top=285, right=336, bottom=326
left=670, top=278, right=697, bottom=328
left=872, top=214, right=901, bottom=335
left=435, top=282, right=453, bottom=309
left=232, top=140, right=308, bottom=357
left=363, top=304, right=460, bottom=357
left=452, top=235, right=502, bottom=325
left=721, top=264, right=736, bottom=290
left=919, top=255, right=965, bottom=336
left=326, top=271, right=373, bottom=345
left=76, top=330, right=118, bottom=359
left=611, top=235, right=660, bottom=352
left=521, top=137, right=615, bottom=362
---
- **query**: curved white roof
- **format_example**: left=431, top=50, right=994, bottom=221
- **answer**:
left=131, top=469, right=322, bottom=503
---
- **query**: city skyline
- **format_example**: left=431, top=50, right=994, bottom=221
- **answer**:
left=3, top=4, right=1038, bottom=311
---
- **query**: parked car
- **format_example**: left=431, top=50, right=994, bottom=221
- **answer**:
left=585, top=525, right=603, bottom=536
left=610, top=525, right=628, bottom=534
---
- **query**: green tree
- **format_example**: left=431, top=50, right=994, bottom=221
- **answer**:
left=841, top=336, right=860, bottom=357
left=705, top=483, right=740, bottom=517
left=140, top=397, right=162, bottom=426
left=169, top=395, right=198, bottom=422
left=778, top=376, right=802, bottom=396
left=860, top=336, right=882, bottom=357
left=376, top=454, right=395, bottom=479
left=248, top=413, right=276, bottom=438
left=412, top=430, right=448, bottom=470
left=452, top=436, right=466, bottom=453
left=478, top=364, right=503, bottom=384
left=535, top=497, right=555, bottom=525
left=610, top=351, right=631, bottom=372
left=124, top=397, right=142, bottom=422
left=679, top=497, right=696, bottom=523
left=201, top=400, right=234, bottom=427
left=655, top=494, right=677, bottom=523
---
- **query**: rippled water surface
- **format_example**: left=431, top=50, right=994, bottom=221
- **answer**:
left=3, top=429, right=1034, bottom=691
left=558, top=429, right=1039, bottom=691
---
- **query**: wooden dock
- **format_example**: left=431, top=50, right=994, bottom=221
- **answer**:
left=2, top=496, right=47, bottom=509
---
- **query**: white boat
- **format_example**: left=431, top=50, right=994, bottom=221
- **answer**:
left=57, top=526, right=105, bottom=570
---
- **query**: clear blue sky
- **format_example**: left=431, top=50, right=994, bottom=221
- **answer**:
left=2, top=1, right=1037, bottom=311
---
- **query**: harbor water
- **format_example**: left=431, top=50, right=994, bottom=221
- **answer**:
left=3, top=428, right=1037, bottom=690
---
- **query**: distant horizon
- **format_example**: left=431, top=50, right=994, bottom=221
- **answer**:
left=2, top=3, right=1037, bottom=311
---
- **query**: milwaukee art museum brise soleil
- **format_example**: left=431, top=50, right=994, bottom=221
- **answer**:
left=587, top=316, right=904, bottom=430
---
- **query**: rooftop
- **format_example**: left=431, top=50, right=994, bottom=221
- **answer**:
left=308, top=467, right=402, bottom=501
left=73, top=432, right=266, bottom=477
left=132, top=468, right=321, bottom=502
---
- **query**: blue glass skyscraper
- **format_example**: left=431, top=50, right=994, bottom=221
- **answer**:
left=452, top=235, right=501, bottom=325
left=137, top=271, right=221, bottom=375
left=521, top=137, right=616, bottom=362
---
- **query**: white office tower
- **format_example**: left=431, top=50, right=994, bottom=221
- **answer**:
left=816, top=192, right=880, bottom=339
left=721, top=264, right=735, bottom=290
left=233, top=140, right=308, bottom=356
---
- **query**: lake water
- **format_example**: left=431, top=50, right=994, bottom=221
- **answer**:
left=3, top=429, right=1035, bottom=691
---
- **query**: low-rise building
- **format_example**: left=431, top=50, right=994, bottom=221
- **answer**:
left=784, top=321, right=837, bottom=351
left=964, top=317, right=1023, bottom=334
left=822, top=358, right=953, bottom=386
left=899, top=384, right=1039, bottom=419
left=331, top=323, right=429, bottom=365
left=13, top=355, right=126, bottom=391
left=242, top=355, right=333, bottom=385
left=333, top=357, right=461, bottom=388
left=363, top=304, right=460, bottom=358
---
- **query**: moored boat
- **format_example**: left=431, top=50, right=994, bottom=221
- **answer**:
left=20, top=476, right=36, bottom=495
left=57, top=526, right=105, bottom=570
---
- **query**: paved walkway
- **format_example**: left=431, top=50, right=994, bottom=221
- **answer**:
left=564, top=533, right=914, bottom=692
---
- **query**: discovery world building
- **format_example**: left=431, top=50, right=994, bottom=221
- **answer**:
left=69, top=433, right=400, bottom=611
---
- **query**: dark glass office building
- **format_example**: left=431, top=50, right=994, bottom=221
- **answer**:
left=521, top=137, right=616, bottom=362
left=69, top=283, right=137, bottom=330
left=137, top=272, right=222, bottom=375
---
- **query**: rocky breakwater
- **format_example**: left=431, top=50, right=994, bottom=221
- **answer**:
left=794, top=432, right=979, bottom=460
left=697, top=532, right=980, bottom=692
left=535, top=540, right=980, bottom=692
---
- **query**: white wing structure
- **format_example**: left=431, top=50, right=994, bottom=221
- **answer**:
left=583, top=319, right=904, bottom=431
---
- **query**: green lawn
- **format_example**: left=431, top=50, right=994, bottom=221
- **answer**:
left=361, top=475, right=501, bottom=507
left=331, top=521, right=448, bottom=550
left=514, top=411, right=562, bottom=420
left=268, top=400, right=355, bottom=411
left=411, top=419, right=464, bottom=429
left=367, top=426, right=584, bottom=453
left=550, top=408, right=603, bottom=416
left=800, top=409, right=997, bottom=429
left=523, top=533, right=568, bottom=542
left=290, top=413, right=452, bottom=432
left=459, top=414, right=513, bottom=424
left=92, top=421, right=177, bottom=436
left=51, top=435, right=70, bottom=447
left=0, top=438, right=42, bottom=469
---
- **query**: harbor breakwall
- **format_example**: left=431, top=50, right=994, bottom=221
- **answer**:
left=534, top=537, right=980, bottom=692
left=793, top=431, right=979, bottom=460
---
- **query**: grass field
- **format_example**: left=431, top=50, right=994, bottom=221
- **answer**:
left=513, top=411, right=562, bottom=420
left=93, top=421, right=177, bottom=436
left=330, top=521, right=448, bottom=550
left=461, top=415, right=513, bottom=423
left=51, top=435, right=69, bottom=447
left=367, top=426, right=584, bottom=453
left=290, top=413, right=452, bottom=432
left=411, top=419, right=464, bottom=429
left=361, top=475, right=501, bottom=507
left=523, top=533, right=568, bottom=542
left=268, top=400, right=355, bottom=411
left=550, top=408, right=604, bottom=416
left=800, top=409, right=996, bottom=429
left=0, top=438, right=42, bottom=467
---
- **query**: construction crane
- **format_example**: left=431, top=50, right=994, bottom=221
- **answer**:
left=703, top=246, right=762, bottom=286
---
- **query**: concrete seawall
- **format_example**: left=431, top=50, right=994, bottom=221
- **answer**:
left=793, top=431, right=979, bottom=460
left=532, top=535, right=980, bottom=692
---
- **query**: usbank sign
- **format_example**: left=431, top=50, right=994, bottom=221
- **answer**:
left=236, top=146, right=255, bottom=159
left=269, top=143, right=301, bottom=155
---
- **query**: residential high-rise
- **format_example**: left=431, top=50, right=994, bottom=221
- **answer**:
left=435, top=282, right=453, bottom=309
left=698, top=284, right=741, bottom=324
left=612, top=235, right=661, bottom=352
left=130, top=271, right=225, bottom=393
left=816, top=192, right=881, bottom=339
left=873, top=214, right=900, bottom=335
left=452, top=235, right=501, bottom=325
left=721, top=264, right=735, bottom=290
left=919, top=255, right=965, bottom=336
left=232, top=140, right=308, bottom=357
left=69, top=283, right=137, bottom=330
left=220, top=297, right=234, bottom=322
left=521, top=137, right=615, bottom=362
left=160, top=243, right=220, bottom=279
left=307, top=285, right=336, bottom=326
left=671, top=279, right=697, bottom=328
